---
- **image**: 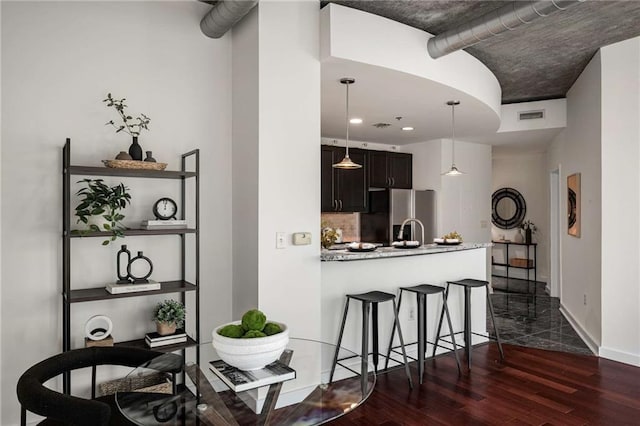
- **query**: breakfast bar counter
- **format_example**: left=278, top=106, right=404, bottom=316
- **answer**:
left=321, top=242, right=491, bottom=261
left=321, top=243, right=492, bottom=363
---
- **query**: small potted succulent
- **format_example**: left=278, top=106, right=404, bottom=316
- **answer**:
left=73, top=178, right=131, bottom=245
left=153, top=299, right=186, bottom=336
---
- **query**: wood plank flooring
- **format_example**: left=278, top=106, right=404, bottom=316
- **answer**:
left=331, top=343, right=640, bottom=425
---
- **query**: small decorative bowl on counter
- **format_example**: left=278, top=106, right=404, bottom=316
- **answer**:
left=346, top=242, right=377, bottom=252
left=212, top=320, right=289, bottom=371
left=433, top=238, right=461, bottom=245
left=391, top=240, right=421, bottom=249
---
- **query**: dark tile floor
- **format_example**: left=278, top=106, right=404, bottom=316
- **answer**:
left=487, top=276, right=593, bottom=356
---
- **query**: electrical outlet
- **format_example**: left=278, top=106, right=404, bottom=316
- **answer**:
left=584, top=294, right=587, bottom=305
left=408, top=307, right=415, bottom=321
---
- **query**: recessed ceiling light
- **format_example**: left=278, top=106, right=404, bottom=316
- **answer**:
left=350, top=118, right=363, bottom=124
left=402, top=127, right=414, bottom=131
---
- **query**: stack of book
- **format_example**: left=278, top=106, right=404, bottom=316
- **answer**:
left=209, top=359, right=296, bottom=392
left=106, top=280, right=161, bottom=294
left=141, top=219, right=187, bottom=230
left=145, top=329, right=187, bottom=348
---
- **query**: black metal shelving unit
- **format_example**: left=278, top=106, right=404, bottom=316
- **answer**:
left=491, top=240, right=537, bottom=282
left=62, top=138, right=200, bottom=393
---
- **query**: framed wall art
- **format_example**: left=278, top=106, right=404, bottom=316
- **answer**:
left=567, top=173, right=581, bottom=237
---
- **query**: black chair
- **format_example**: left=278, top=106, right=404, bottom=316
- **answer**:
left=433, top=278, right=505, bottom=369
left=16, top=346, right=183, bottom=426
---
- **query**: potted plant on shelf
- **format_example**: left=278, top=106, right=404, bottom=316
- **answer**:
left=73, top=178, right=131, bottom=245
left=103, top=92, right=151, bottom=161
left=153, top=300, right=185, bottom=336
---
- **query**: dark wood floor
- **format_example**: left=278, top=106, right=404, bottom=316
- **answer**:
left=331, top=343, right=640, bottom=425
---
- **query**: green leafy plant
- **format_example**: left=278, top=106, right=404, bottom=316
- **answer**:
left=73, top=179, right=131, bottom=245
left=103, top=93, right=151, bottom=137
left=153, top=299, right=186, bottom=327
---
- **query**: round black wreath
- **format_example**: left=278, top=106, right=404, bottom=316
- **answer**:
left=491, top=187, right=526, bottom=230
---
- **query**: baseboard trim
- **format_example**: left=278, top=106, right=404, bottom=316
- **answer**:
left=558, top=304, right=598, bottom=355
left=599, top=346, right=640, bottom=367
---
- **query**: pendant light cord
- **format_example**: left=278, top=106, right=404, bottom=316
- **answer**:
left=451, top=102, right=456, bottom=166
left=345, top=82, right=350, bottom=158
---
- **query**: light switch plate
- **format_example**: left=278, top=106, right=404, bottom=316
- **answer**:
left=276, top=232, right=286, bottom=249
left=293, top=232, right=312, bottom=245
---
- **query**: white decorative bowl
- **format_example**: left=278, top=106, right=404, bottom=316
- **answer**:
left=212, top=321, right=289, bottom=371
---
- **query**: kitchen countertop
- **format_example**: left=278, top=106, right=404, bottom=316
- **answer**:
left=321, top=242, right=492, bottom=261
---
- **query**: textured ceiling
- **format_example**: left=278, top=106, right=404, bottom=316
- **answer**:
left=323, top=0, right=640, bottom=104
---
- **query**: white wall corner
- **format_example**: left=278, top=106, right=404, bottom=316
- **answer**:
left=559, top=304, right=599, bottom=356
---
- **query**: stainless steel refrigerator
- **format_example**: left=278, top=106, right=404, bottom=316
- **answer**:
left=360, top=189, right=437, bottom=245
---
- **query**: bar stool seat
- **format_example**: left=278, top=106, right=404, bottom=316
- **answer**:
left=433, top=278, right=505, bottom=370
left=386, top=284, right=461, bottom=384
left=330, top=290, right=413, bottom=390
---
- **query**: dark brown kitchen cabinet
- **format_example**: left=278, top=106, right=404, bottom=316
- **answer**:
left=321, top=145, right=368, bottom=212
left=368, top=150, right=412, bottom=189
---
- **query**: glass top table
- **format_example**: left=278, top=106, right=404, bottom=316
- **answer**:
left=116, top=338, right=375, bottom=425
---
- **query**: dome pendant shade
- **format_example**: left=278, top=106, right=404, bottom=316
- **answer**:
left=333, top=78, right=362, bottom=170
left=333, top=155, right=362, bottom=169
left=444, top=165, right=464, bottom=176
left=442, top=100, right=465, bottom=176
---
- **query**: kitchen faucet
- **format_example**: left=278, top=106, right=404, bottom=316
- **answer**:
left=398, top=218, right=425, bottom=246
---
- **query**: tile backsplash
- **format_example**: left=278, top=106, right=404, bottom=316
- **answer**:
left=321, top=213, right=360, bottom=242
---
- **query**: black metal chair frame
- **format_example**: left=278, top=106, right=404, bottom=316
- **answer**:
left=433, top=279, right=505, bottom=369
left=329, top=291, right=413, bottom=391
left=385, top=284, right=462, bottom=384
left=16, top=346, right=182, bottom=426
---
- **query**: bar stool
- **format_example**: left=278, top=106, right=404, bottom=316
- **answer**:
left=330, top=291, right=413, bottom=389
left=433, top=279, right=504, bottom=369
left=385, top=284, right=462, bottom=384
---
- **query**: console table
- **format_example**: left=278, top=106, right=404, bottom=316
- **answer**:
left=491, top=240, right=537, bottom=283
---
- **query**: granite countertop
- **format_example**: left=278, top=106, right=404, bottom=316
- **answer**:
left=321, top=242, right=492, bottom=261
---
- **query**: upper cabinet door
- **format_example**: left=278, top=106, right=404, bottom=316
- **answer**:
left=321, top=146, right=337, bottom=212
left=367, top=150, right=412, bottom=189
left=320, top=146, right=368, bottom=213
left=388, top=153, right=412, bottom=189
left=368, top=151, right=389, bottom=188
left=337, top=148, right=368, bottom=212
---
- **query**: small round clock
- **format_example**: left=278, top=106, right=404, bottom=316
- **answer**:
left=153, top=197, right=177, bottom=220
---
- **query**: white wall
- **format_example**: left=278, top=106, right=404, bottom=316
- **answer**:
left=1, top=2, right=232, bottom=424
left=492, top=151, right=549, bottom=282
left=599, top=37, right=640, bottom=365
left=548, top=52, right=603, bottom=348
left=232, top=0, right=322, bottom=339
left=438, top=140, right=492, bottom=245
left=232, top=6, right=259, bottom=318
left=406, top=139, right=491, bottom=243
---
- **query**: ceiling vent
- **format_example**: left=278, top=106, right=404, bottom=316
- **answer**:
left=518, top=110, right=545, bottom=121
left=372, top=123, right=392, bottom=128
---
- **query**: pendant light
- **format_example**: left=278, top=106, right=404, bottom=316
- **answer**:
left=333, top=78, right=362, bottom=169
left=442, top=100, right=465, bottom=176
